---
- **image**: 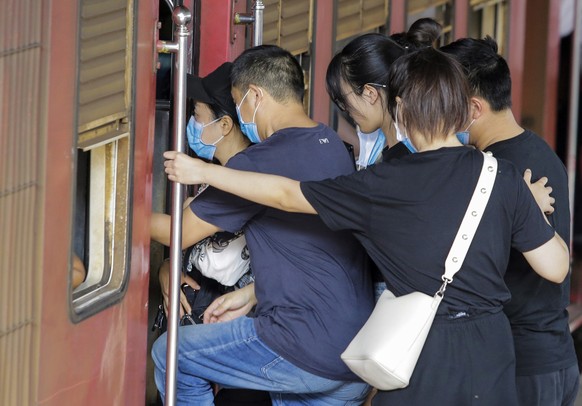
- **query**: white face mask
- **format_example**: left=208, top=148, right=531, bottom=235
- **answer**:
left=393, top=103, right=417, bottom=153
left=356, top=126, right=386, bottom=170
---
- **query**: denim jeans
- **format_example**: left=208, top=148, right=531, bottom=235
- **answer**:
left=152, top=316, right=369, bottom=405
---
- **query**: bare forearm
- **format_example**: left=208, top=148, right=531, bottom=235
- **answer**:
left=150, top=209, right=215, bottom=249
left=163, top=151, right=316, bottom=213
left=151, top=212, right=172, bottom=246
left=201, top=164, right=316, bottom=214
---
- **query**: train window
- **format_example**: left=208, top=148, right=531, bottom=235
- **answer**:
left=70, top=0, right=136, bottom=321
left=335, top=0, right=389, bottom=41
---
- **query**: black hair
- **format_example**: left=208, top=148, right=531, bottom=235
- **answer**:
left=231, top=45, right=304, bottom=103
left=326, top=18, right=442, bottom=116
left=326, top=34, right=402, bottom=114
left=390, top=18, right=442, bottom=49
left=387, top=48, right=470, bottom=142
left=207, top=102, right=239, bottom=127
left=440, top=36, right=512, bottom=111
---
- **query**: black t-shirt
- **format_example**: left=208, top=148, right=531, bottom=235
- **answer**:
left=191, top=124, right=374, bottom=381
left=486, top=130, right=577, bottom=375
left=301, top=147, right=554, bottom=317
left=381, top=141, right=412, bottom=162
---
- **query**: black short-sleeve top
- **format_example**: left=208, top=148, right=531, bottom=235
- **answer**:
left=301, top=147, right=555, bottom=316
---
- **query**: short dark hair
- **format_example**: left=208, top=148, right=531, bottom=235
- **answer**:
left=231, top=45, right=304, bottom=103
left=326, top=19, right=442, bottom=115
left=387, top=48, right=470, bottom=142
left=440, top=36, right=512, bottom=111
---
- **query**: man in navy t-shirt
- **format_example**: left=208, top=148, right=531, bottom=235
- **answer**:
left=442, top=37, right=579, bottom=406
left=152, top=45, right=373, bottom=405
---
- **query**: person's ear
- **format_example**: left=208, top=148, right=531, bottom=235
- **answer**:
left=247, top=84, right=264, bottom=108
left=362, top=84, right=380, bottom=105
left=393, top=96, right=403, bottom=119
left=470, top=97, right=485, bottom=120
left=219, top=115, right=234, bottom=136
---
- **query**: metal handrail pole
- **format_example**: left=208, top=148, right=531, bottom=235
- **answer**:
left=156, top=5, right=191, bottom=406
left=567, top=0, right=581, bottom=251
left=253, top=0, right=265, bottom=46
left=163, top=0, right=175, bottom=11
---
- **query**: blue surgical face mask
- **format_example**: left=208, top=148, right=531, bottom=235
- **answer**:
left=393, top=103, right=417, bottom=153
left=186, top=116, right=223, bottom=160
left=456, top=119, right=475, bottom=145
left=236, top=89, right=262, bottom=143
left=356, top=126, right=386, bottom=169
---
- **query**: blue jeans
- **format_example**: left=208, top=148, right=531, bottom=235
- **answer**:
left=152, top=316, right=369, bottom=405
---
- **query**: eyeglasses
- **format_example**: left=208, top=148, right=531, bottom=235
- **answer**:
left=333, top=83, right=387, bottom=112
left=365, top=82, right=387, bottom=89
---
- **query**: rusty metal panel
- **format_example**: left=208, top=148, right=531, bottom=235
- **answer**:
left=0, top=0, right=43, bottom=405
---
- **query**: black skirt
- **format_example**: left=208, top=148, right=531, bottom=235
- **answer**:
left=372, top=310, right=519, bottom=406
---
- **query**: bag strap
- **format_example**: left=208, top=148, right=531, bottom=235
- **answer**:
left=438, top=151, right=498, bottom=295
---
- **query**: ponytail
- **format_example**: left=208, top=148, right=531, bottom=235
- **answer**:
left=391, top=18, right=442, bottom=50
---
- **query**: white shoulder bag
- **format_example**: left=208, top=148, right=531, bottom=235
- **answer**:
left=341, top=151, right=498, bottom=391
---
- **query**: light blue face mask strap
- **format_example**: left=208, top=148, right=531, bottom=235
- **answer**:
left=368, top=129, right=386, bottom=162
left=202, top=116, right=222, bottom=128
left=209, top=135, right=224, bottom=147
left=455, top=118, right=475, bottom=145
left=237, top=89, right=251, bottom=124
left=456, top=131, right=469, bottom=145
left=401, top=138, right=417, bottom=153
left=251, top=88, right=263, bottom=123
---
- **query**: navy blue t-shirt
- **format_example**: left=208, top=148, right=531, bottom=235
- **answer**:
left=301, top=147, right=555, bottom=316
left=486, top=130, right=577, bottom=375
left=190, top=124, right=374, bottom=381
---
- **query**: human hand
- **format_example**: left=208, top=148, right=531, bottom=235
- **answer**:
left=159, top=261, right=200, bottom=317
left=164, top=151, right=208, bottom=185
left=524, top=169, right=555, bottom=215
left=72, top=254, right=87, bottom=289
left=203, top=284, right=256, bottom=324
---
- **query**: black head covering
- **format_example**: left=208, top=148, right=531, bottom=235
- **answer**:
left=187, top=62, right=237, bottom=119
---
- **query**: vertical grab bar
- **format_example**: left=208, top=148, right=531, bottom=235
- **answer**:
left=567, top=0, right=581, bottom=250
left=252, top=0, right=265, bottom=47
left=156, top=5, right=191, bottom=406
left=234, top=0, right=265, bottom=47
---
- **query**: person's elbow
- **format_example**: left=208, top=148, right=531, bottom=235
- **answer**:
left=550, top=234, right=571, bottom=284
left=279, top=183, right=316, bottom=214
left=548, top=247, right=570, bottom=284
left=523, top=234, right=571, bottom=284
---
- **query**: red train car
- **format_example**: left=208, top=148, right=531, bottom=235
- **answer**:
left=1, top=1, right=580, bottom=405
